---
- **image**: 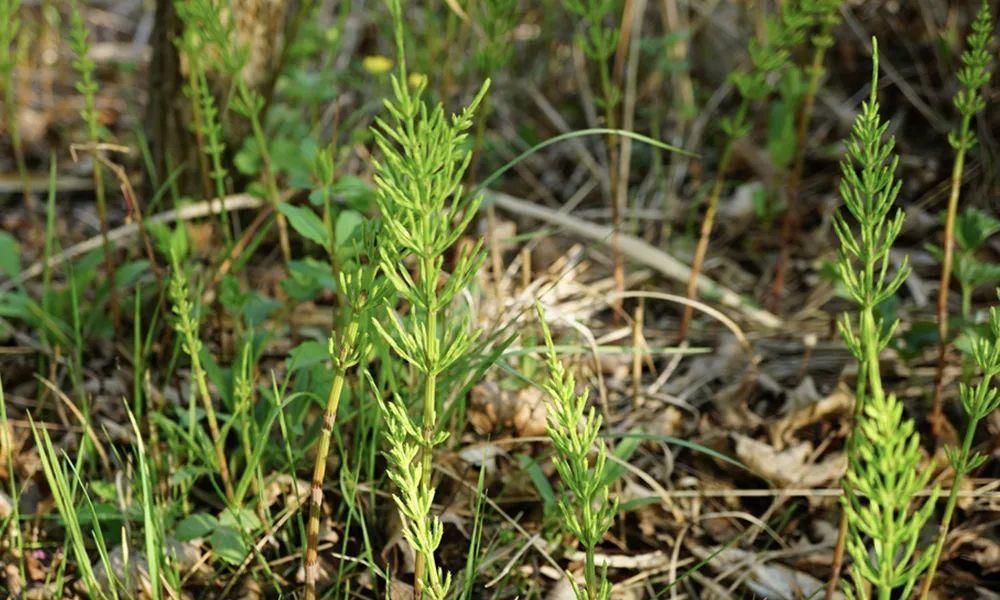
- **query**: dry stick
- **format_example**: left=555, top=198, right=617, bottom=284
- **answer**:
left=488, top=190, right=782, bottom=330
left=4, top=194, right=266, bottom=293
left=771, top=35, right=830, bottom=310
left=929, top=116, right=972, bottom=437
left=303, top=329, right=356, bottom=600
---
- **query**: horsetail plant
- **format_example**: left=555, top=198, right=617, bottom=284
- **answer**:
left=174, top=0, right=233, bottom=241
left=565, top=0, right=626, bottom=307
left=473, top=0, right=518, bottom=292
left=1, top=0, right=30, bottom=216
left=679, top=11, right=802, bottom=339
left=69, top=0, right=118, bottom=325
left=930, top=0, right=994, bottom=435
left=921, top=294, right=1000, bottom=598
left=174, top=0, right=291, bottom=263
left=772, top=0, right=844, bottom=305
left=303, top=235, right=384, bottom=600
left=368, top=2, right=489, bottom=595
left=833, top=41, right=939, bottom=600
left=168, top=246, right=235, bottom=503
left=536, top=304, right=616, bottom=599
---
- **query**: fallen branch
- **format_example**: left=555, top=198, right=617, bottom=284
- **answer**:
left=486, top=190, right=782, bottom=330
left=2, top=194, right=265, bottom=292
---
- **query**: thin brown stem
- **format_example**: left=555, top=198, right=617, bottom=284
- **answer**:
left=678, top=135, right=736, bottom=341
left=930, top=121, right=970, bottom=437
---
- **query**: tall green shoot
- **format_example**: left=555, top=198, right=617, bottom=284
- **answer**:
left=565, top=0, right=626, bottom=307
left=679, top=12, right=801, bottom=339
left=168, top=246, right=235, bottom=502
left=369, top=1, right=489, bottom=595
left=930, top=0, right=994, bottom=434
left=833, top=40, right=938, bottom=600
left=303, top=238, right=383, bottom=600
left=1, top=0, right=30, bottom=216
left=772, top=0, right=843, bottom=305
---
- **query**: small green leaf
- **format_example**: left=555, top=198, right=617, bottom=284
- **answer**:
left=516, top=454, right=556, bottom=513
left=175, top=513, right=218, bottom=541
left=278, top=202, right=329, bottom=246
left=219, top=506, right=262, bottom=533
left=288, top=340, right=329, bottom=371
left=955, top=208, right=1000, bottom=251
left=335, top=210, right=364, bottom=248
left=0, top=231, right=21, bottom=278
left=210, top=525, right=249, bottom=565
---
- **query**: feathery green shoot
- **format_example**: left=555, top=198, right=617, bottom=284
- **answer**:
left=168, top=248, right=235, bottom=503
left=834, top=40, right=938, bottom=600
left=1, top=0, right=30, bottom=213
left=369, top=1, right=489, bottom=595
left=303, top=231, right=385, bottom=600
left=536, top=304, right=617, bottom=600
left=68, top=0, right=118, bottom=325
left=921, top=295, right=1000, bottom=598
left=930, top=0, right=994, bottom=431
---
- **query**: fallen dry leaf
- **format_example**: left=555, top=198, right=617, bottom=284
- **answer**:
left=734, top=435, right=846, bottom=487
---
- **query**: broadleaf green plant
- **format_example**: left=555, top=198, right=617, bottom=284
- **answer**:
left=833, top=40, right=938, bottom=600
left=536, top=304, right=617, bottom=599
left=930, top=0, right=994, bottom=433
left=369, top=1, right=489, bottom=596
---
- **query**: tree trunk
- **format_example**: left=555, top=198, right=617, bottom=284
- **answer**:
left=145, top=0, right=295, bottom=198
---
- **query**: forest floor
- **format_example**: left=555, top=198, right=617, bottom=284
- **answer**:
left=0, top=0, right=999, bottom=599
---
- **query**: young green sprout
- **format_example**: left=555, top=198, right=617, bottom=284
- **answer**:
left=679, top=10, right=802, bottom=339
left=920, top=294, right=1000, bottom=598
left=168, top=248, right=235, bottom=503
left=369, top=1, right=489, bottom=595
left=833, top=40, right=938, bottom=600
left=1, top=0, right=30, bottom=215
left=536, top=304, right=617, bottom=600
left=69, top=0, right=118, bottom=325
left=930, top=0, right=994, bottom=434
